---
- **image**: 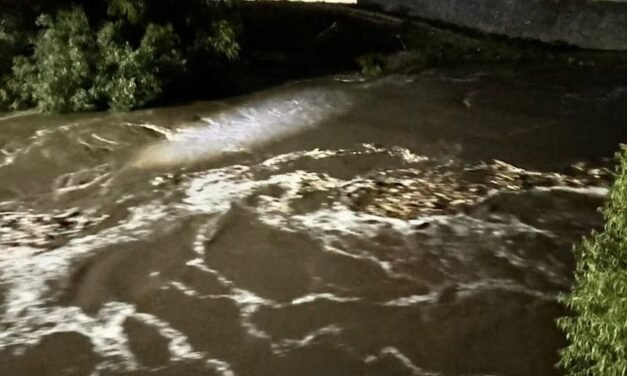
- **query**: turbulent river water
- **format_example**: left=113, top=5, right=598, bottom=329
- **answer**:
left=0, top=68, right=626, bottom=376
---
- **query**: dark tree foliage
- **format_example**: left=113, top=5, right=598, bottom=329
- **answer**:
left=0, top=0, right=241, bottom=112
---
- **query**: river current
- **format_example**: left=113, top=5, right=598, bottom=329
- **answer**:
left=0, top=68, right=625, bottom=376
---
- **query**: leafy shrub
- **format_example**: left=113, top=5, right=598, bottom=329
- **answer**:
left=1, top=0, right=240, bottom=112
left=356, top=54, right=384, bottom=77
left=6, top=8, right=97, bottom=112
left=206, top=20, right=240, bottom=61
left=93, top=22, right=184, bottom=111
left=559, top=146, right=627, bottom=376
left=107, top=0, right=145, bottom=24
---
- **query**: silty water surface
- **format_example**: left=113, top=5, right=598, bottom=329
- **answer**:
left=0, top=67, right=626, bottom=376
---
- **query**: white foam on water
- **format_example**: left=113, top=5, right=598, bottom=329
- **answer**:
left=0, top=121, right=87, bottom=169
left=0, top=110, right=38, bottom=122
left=0, top=202, right=225, bottom=373
left=0, top=140, right=601, bottom=374
left=53, top=164, right=112, bottom=196
left=0, top=155, right=443, bottom=371
left=365, top=346, right=441, bottom=376
left=121, top=122, right=176, bottom=140
left=365, top=346, right=499, bottom=376
left=186, top=223, right=276, bottom=340
left=0, top=152, right=571, bottom=372
left=271, top=325, right=343, bottom=355
left=383, top=293, right=440, bottom=307
left=181, top=258, right=276, bottom=341
left=534, top=185, right=609, bottom=197
left=292, top=206, right=430, bottom=280
left=455, top=279, right=559, bottom=302
left=290, top=202, right=570, bottom=295
left=129, top=311, right=237, bottom=376
left=289, top=293, right=361, bottom=306
left=260, top=143, right=428, bottom=169
left=91, top=133, right=120, bottom=146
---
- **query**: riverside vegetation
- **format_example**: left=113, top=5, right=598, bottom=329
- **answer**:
left=559, top=147, right=627, bottom=376
left=0, top=0, right=241, bottom=112
left=0, top=0, right=401, bottom=112
left=1, top=0, right=620, bottom=110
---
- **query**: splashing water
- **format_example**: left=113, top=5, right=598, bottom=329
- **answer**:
left=0, top=70, right=625, bottom=376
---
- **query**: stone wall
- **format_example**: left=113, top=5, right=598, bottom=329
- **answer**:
left=358, top=0, right=627, bottom=50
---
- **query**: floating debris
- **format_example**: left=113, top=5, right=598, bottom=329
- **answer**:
left=298, top=160, right=615, bottom=220
left=0, top=209, right=104, bottom=250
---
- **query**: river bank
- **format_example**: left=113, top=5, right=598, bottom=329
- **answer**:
left=4, top=1, right=627, bottom=113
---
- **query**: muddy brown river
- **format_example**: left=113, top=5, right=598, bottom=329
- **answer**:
left=0, top=67, right=626, bottom=376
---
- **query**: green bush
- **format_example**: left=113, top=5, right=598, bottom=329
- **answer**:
left=107, top=0, right=145, bottom=24
left=5, top=8, right=97, bottom=112
left=0, top=0, right=240, bottom=112
left=204, top=20, right=240, bottom=61
left=559, top=145, right=627, bottom=376
left=356, top=54, right=384, bottom=77
left=93, top=22, right=184, bottom=111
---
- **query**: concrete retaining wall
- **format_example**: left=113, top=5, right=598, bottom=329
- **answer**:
left=358, top=0, right=627, bottom=50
